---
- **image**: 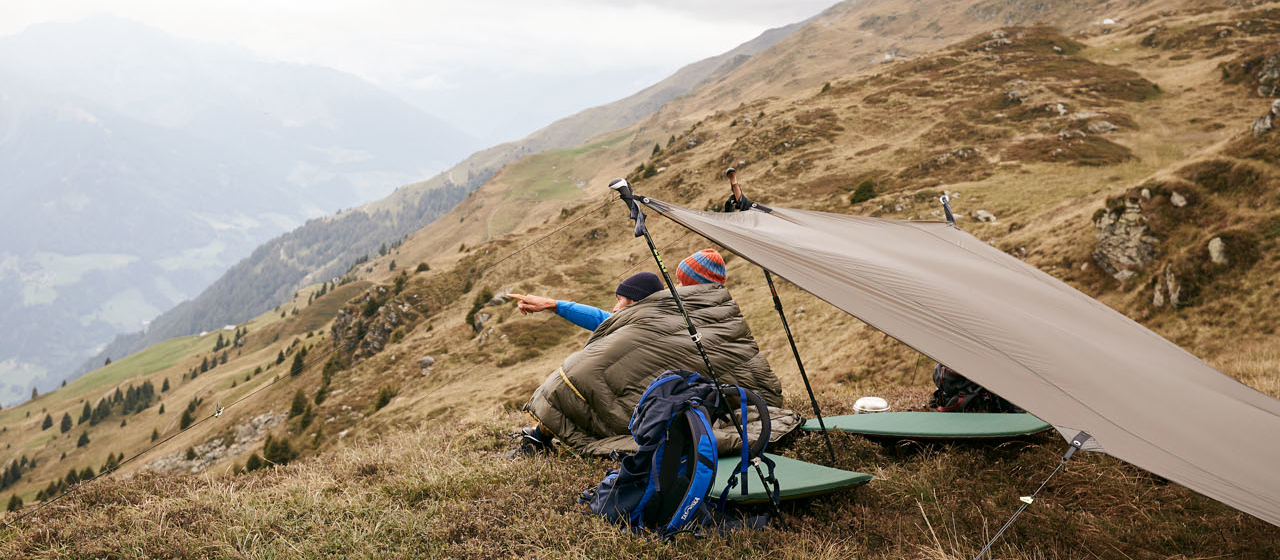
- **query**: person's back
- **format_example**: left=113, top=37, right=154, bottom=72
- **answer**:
left=527, top=282, right=794, bottom=455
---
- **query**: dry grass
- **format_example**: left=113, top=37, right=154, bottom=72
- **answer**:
left=4, top=412, right=1277, bottom=559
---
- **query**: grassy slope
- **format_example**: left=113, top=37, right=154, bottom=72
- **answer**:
left=5, top=1, right=1280, bottom=558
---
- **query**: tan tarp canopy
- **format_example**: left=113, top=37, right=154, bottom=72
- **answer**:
left=638, top=196, right=1280, bottom=527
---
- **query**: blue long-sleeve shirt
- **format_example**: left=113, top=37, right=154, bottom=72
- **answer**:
left=555, top=300, right=611, bottom=331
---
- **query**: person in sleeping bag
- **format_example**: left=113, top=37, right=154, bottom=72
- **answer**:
left=509, top=249, right=801, bottom=456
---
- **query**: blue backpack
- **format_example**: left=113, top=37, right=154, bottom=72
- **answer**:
left=579, top=370, right=778, bottom=539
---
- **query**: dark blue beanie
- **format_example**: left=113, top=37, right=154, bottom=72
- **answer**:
left=616, top=272, right=664, bottom=302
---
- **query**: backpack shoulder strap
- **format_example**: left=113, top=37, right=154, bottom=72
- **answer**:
left=716, top=386, right=776, bottom=507
left=654, top=406, right=719, bottom=538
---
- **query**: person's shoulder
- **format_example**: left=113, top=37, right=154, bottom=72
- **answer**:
left=676, top=283, right=732, bottom=305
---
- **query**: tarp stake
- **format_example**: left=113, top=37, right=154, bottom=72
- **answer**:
left=974, top=431, right=1092, bottom=560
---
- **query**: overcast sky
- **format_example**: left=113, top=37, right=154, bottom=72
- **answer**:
left=1, top=1, right=838, bottom=141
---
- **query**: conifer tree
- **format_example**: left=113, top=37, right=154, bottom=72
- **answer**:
left=6, top=494, right=21, bottom=512
left=41, top=414, right=53, bottom=430
left=31, top=387, right=37, bottom=400
left=289, top=390, right=307, bottom=418
left=263, top=435, right=296, bottom=466
left=60, top=412, right=72, bottom=433
left=290, top=350, right=305, bottom=377
left=151, top=428, right=159, bottom=441
left=276, top=350, right=286, bottom=365
left=162, top=378, right=170, bottom=392
left=77, top=431, right=90, bottom=447
left=79, top=401, right=91, bottom=424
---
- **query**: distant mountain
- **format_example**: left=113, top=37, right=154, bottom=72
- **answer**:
left=0, top=17, right=477, bottom=405
left=81, top=16, right=815, bottom=377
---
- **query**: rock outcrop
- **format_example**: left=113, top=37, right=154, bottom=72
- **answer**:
left=1256, top=53, right=1280, bottom=97
left=332, top=285, right=422, bottom=360
left=1093, top=198, right=1159, bottom=281
left=144, top=412, right=282, bottom=473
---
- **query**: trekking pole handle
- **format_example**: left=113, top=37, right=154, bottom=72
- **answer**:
left=609, top=178, right=648, bottom=238
left=940, top=194, right=957, bottom=227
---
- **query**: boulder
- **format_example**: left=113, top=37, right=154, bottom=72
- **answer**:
left=487, top=289, right=509, bottom=307
left=418, top=356, right=435, bottom=369
left=972, top=209, right=998, bottom=222
left=1151, top=266, right=1181, bottom=308
left=1208, top=237, right=1229, bottom=265
left=1169, top=191, right=1187, bottom=208
left=1087, top=120, right=1118, bottom=134
left=1253, top=113, right=1273, bottom=137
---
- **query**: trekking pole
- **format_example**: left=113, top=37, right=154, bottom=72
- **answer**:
left=608, top=178, right=786, bottom=522
left=725, top=168, right=837, bottom=464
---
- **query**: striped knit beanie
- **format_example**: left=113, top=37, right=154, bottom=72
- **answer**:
left=676, top=249, right=726, bottom=286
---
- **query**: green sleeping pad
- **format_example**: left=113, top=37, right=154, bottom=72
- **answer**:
left=802, top=412, right=1051, bottom=439
left=714, top=453, right=872, bottom=503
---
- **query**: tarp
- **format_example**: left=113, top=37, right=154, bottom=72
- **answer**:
left=637, top=196, right=1280, bottom=527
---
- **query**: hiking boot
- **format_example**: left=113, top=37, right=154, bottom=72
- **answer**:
left=507, top=427, right=553, bottom=457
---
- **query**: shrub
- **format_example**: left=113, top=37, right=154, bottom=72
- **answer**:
left=465, top=288, right=494, bottom=330
left=415, top=262, right=429, bottom=273
left=849, top=179, right=877, bottom=204
left=245, top=453, right=264, bottom=472
left=374, top=386, right=399, bottom=411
